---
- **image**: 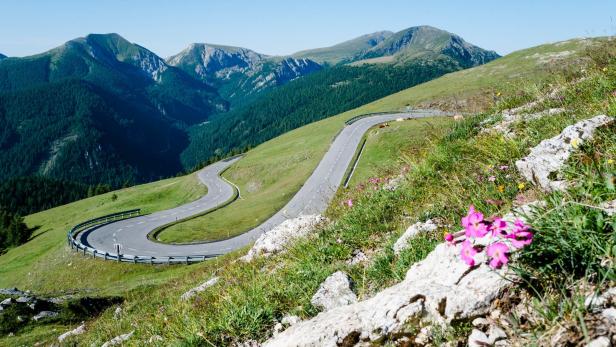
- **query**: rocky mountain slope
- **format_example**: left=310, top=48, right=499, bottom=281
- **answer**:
left=168, top=44, right=322, bottom=106
left=0, top=33, right=225, bottom=189
left=356, top=25, right=500, bottom=66
left=0, top=53, right=6, bottom=60
left=292, top=31, right=394, bottom=65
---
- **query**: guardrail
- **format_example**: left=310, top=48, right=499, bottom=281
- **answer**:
left=67, top=209, right=219, bottom=264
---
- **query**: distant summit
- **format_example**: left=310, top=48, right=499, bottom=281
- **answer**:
left=168, top=43, right=321, bottom=106
left=292, top=31, right=394, bottom=65
left=0, top=53, right=6, bottom=60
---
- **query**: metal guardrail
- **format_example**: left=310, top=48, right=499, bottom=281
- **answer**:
left=67, top=209, right=218, bottom=264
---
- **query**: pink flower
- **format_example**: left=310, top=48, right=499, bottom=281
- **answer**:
left=460, top=240, right=478, bottom=266
left=486, top=242, right=510, bottom=269
left=346, top=199, right=353, bottom=207
left=490, top=218, right=508, bottom=237
left=462, top=205, right=489, bottom=238
left=488, top=176, right=496, bottom=182
left=505, top=219, right=533, bottom=249
left=499, top=165, right=509, bottom=171
left=444, top=233, right=454, bottom=244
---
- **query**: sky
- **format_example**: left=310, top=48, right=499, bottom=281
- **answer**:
left=1, top=0, right=615, bottom=58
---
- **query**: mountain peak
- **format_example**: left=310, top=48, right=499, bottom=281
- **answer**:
left=0, top=53, right=6, bottom=60
left=292, top=30, right=394, bottom=65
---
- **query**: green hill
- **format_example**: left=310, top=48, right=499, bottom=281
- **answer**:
left=292, top=31, right=393, bottom=65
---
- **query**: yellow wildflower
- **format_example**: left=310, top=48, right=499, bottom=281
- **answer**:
left=609, top=159, right=614, bottom=164
left=518, top=182, right=526, bottom=190
left=497, top=185, right=505, bottom=193
left=496, top=92, right=502, bottom=97
left=571, top=138, right=580, bottom=149
left=603, top=67, right=608, bottom=72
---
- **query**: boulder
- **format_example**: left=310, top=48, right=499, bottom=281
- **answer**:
left=515, top=115, right=614, bottom=192
left=393, top=219, right=438, bottom=255
left=33, top=311, right=58, bottom=321
left=101, top=331, right=134, bottom=347
left=180, top=277, right=220, bottom=301
left=586, top=336, right=611, bottom=347
left=467, top=329, right=490, bottom=347
left=264, top=240, right=514, bottom=346
left=58, top=324, right=86, bottom=342
left=310, top=271, right=357, bottom=312
left=241, top=215, right=326, bottom=262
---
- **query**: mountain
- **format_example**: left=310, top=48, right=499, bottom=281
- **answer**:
left=355, top=26, right=500, bottom=66
left=0, top=33, right=225, bottom=197
left=181, top=26, right=499, bottom=169
left=168, top=44, right=322, bottom=107
left=292, top=31, right=394, bottom=65
left=0, top=53, right=6, bottom=60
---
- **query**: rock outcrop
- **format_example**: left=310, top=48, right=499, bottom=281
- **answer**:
left=264, top=240, right=514, bottom=346
left=516, top=115, right=614, bottom=192
left=241, top=215, right=326, bottom=262
left=393, top=219, right=438, bottom=255
left=310, top=271, right=357, bottom=312
left=101, top=331, right=134, bottom=347
left=180, top=277, right=220, bottom=301
left=58, top=323, right=86, bottom=342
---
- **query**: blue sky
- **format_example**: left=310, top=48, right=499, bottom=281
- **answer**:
left=1, top=0, right=614, bottom=58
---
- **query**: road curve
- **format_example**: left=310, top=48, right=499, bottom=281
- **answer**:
left=82, top=111, right=445, bottom=258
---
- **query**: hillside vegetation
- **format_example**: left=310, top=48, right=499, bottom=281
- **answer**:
left=41, top=38, right=616, bottom=347
left=0, top=37, right=609, bottom=346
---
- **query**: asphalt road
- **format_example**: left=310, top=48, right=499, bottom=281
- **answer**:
left=82, top=110, right=445, bottom=257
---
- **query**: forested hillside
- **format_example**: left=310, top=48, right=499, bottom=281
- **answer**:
left=182, top=55, right=464, bottom=169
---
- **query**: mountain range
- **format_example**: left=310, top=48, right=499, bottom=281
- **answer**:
left=0, top=25, right=500, bottom=214
left=0, top=53, right=6, bottom=60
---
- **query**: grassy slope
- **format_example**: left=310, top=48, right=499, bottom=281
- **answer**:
left=0, top=174, right=206, bottom=294
left=157, top=38, right=594, bottom=243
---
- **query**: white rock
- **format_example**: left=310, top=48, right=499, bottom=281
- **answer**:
left=1, top=298, right=12, bottom=306
left=264, top=240, right=515, bottom=346
left=310, top=271, right=357, bottom=311
left=484, top=108, right=565, bottom=139
left=148, top=335, right=163, bottom=343
left=346, top=250, right=368, bottom=266
left=586, top=336, right=611, bottom=347
left=515, top=115, right=614, bottom=192
left=601, top=307, right=616, bottom=325
left=33, top=311, right=58, bottom=321
left=16, top=296, right=33, bottom=303
left=281, top=315, right=301, bottom=326
left=241, top=215, right=326, bottom=262
left=383, top=176, right=403, bottom=191
left=414, top=326, right=432, bottom=345
left=600, top=200, right=616, bottom=216
left=180, top=277, right=220, bottom=301
left=113, top=306, right=122, bottom=319
left=58, top=324, right=86, bottom=342
left=467, top=329, right=490, bottom=347
left=393, top=220, right=438, bottom=255
left=585, top=287, right=616, bottom=311
left=488, top=324, right=507, bottom=343
left=472, top=317, right=489, bottom=328
left=101, top=331, right=134, bottom=347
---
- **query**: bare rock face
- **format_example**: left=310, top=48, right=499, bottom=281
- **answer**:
left=515, top=115, right=614, bottom=192
left=101, top=331, right=134, bottom=347
left=393, top=219, right=438, bottom=255
left=264, top=240, right=514, bottom=347
left=241, top=215, right=326, bottom=262
left=180, top=277, right=220, bottom=301
left=32, top=311, right=58, bottom=321
left=58, top=323, right=86, bottom=342
left=310, top=271, right=357, bottom=312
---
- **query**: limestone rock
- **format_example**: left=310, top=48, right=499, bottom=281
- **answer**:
left=241, top=215, right=326, bottom=262
left=101, top=331, right=134, bottom=347
left=393, top=219, right=438, bottom=255
left=516, top=115, right=614, bottom=192
left=33, top=311, right=58, bottom=321
left=468, top=329, right=490, bottom=347
left=601, top=307, right=616, bottom=325
left=346, top=250, right=368, bottom=266
left=180, top=277, right=220, bottom=301
left=1, top=298, right=12, bottom=306
left=586, top=336, right=611, bottom=347
left=114, top=306, right=123, bottom=319
left=310, top=271, right=357, bottom=311
left=264, top=241, right=514, bottom=346
left=281, top=315, right=301, bottom=326
left=585, top=287, right=616, bottom=311
left=58, top=324, right=86, bottom=342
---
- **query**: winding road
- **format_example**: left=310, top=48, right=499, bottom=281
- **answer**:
left=81, top=110, right=445, bottom=258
